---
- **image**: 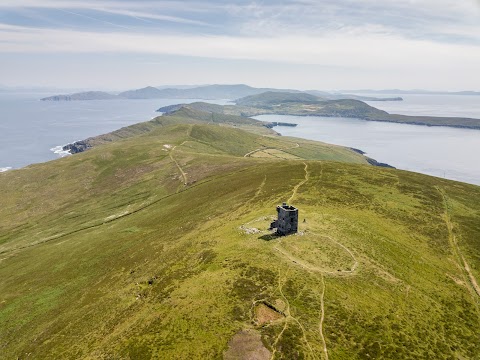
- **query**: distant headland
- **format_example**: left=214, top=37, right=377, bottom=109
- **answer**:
left=40, top=84, right=403, bottom=102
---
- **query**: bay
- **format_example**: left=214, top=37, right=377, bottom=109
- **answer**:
left=1, top=91, right=479, bottom=187
left=0, top=93, right=228, bottom=170
left=255, top=114, right=480, bottom=186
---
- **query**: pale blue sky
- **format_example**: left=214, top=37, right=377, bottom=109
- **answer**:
left=1, top=0, right=479, bottom=90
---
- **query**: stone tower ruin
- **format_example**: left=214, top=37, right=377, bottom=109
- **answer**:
left=270, top=202, right=298, bottom=235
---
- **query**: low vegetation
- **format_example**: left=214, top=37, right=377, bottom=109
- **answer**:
left=0, top=110, right=479, bottom=359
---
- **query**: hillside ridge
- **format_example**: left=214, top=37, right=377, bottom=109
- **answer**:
left=1, top=132, right=479, bottom=359
left=0, top=106, right=479, bottom=359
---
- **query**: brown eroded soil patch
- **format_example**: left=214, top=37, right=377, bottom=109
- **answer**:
left=224, top=329, right=271, bottom=360
left=254, top=303, right=284, bottom=325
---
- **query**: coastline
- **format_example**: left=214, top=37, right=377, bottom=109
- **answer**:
left=256, top=114, right=480, bottom=186
left=11, top=120, right=479, bottom=186
left=5, top=106, right=478, bottom=186
left=249, top=111, right=480, bottom=130
left=50, top=144, right=74, bottom=157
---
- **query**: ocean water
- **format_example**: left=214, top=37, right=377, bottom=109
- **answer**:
left=0, top=93, right=229, bottom=170
left=363, top=94, right=480, bottom=118
left=254, top=113, right=480, bottom=186
left=1, top=92, right=479, bottom=186
left=252, top=93, right=480, bottom=186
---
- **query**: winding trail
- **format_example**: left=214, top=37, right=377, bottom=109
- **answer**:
left=274, top=234, right=358, bottom=276
left=463, top=256, right=480, bottom=298
left=169, top=140, right=188, bottom=185
left=252, top=176, right=267, bottom=203
left=287, top=162, right=309, bottom=204
left=0, top=166, right=256, bottom=257
left=437, top=187, right=480, bottom=301
left=169, top=153, right=187, bottom=185
left=244, top=148, right=265, bottom=158
left=273, top=231, right=357, bottom=360
left=318, top=274, right=328, bottom=360
left=271, top=162, right=335, bottom=359
left=270, top=273, right=291, bottom=360
left=244, top=142, right=300, bottom=158
left=270, top=271, right=319, bottom=360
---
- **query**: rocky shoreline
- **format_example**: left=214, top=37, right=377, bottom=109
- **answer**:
left=349, top=148, right=395, bottom=168
left=263, top=121, right=297, bottom=129
left=62, top=140, right=92, bottom=154
left=366, top=157, right=396, bottom=168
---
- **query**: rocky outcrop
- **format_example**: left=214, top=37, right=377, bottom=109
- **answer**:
left=263, top=122, right=298, bottom=128
left=369, top=97, right=403, bottom=101
left=350, top=147, right=366, bottom=155
left=62, top=140, right=92, bottom=154
left=366, top=157, right=396, bottom=168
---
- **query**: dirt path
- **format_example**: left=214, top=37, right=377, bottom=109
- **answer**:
left=274, top=234, right=357, bottom=276
left=1, top=166, right=256, bottom=257
left=251, top=176, right=267, bottom=203
left=169, top=140, right=189, bottom=185
left=272, top=245, right=332, bottom=360
left=270, top=271, right=319, bottom=360
left=318, top=274, right=328, bottom=360
left=244, top=148, right=264, bottom=158
left=169, top=153, right=187, bottom=185
left=437, top=187, right=480, bottom=301
left=462, top=255, right=480, bottom=298
left=270, top=273, right=291, bottom=360
left=287, top=162, right=309, bottom=204
left=320, top=234, right=359, bottom=274
left=244, top=142, right=300, bottom=158
left=271, top=161, right=354, bottom=359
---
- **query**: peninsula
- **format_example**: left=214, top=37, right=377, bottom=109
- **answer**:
left=158, top=91, right=480, bottom=130
left=1, top=103, right=479, bottom=359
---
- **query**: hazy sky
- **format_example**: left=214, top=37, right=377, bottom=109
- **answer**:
left=1, top=0, right=479, bottom=90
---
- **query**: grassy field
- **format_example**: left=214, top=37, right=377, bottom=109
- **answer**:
left=0, top=114, right=479, bottom=359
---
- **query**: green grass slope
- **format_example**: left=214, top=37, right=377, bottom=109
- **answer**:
left=0, top=121, right=479, bottom=359
left=235, top=91, right=322, bottom=106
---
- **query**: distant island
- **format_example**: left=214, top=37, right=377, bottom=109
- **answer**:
left=41, top=84, right=480, bottom=129
left=40, top=84, right=403, bottom=102
left=340, top=89, right=480, bottom=96
left=157, top=91, right=480, bottom=130
left=42, top=91, right=118, bottom=101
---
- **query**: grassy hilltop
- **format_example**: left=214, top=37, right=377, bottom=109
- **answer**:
left=0, top=108, right=479, bottom=359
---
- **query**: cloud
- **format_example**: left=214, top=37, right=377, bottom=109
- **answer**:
left=0, top=0, right=213, bottom=27
left=1, top=0, right=479, bottom=45
left=0, top=23, right=478, bottom=73
left=0, top=0, right=478, bottom=89
left=92, top=8, right=212, bottom=26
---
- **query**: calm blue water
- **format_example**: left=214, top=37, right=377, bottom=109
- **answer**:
left=363, top=94, right=480, bottom=118
left=0, top=93, right=229, bottom=170
left=253, top=93, right=480, bottom=186
left=1, top=92, right=479, bottom=186
left=255, top=114, right=480, bottom=186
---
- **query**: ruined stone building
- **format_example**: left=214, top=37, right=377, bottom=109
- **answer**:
left=270, top=203, right=298, bottom=235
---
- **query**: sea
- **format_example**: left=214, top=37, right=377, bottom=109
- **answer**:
left=255, top=94, right=480, bottom=186
left=0, top=92, right=479, bottom=186
left=0, top=92, right=229, bottom=171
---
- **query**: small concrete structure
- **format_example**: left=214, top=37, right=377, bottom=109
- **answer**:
left=270, top=202, right=298, bottom=235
